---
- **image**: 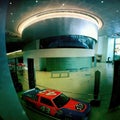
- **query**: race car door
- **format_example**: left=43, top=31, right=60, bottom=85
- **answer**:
left=40, top=97, right=57, bottom=116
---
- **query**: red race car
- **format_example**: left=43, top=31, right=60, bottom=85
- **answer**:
left=22, top=88, right=91, bottom=120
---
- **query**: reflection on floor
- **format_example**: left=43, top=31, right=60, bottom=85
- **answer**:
left=18, top=63, right=120, bottom=120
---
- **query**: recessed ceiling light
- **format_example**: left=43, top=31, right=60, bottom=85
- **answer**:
left=116, top=10, right=119, bottom=13
left=101, top=1, right=104, bottom=3
left=12, top=20, right=15, bottom=23
left=9, top=1, right=13, bottom=5
left=62, top=3, right=65, bottom=6
left=35, top=0, right=38, bottom=3
left=10, top=12, right=13, bottom=15
left=111, top=20, right=114, bottom=22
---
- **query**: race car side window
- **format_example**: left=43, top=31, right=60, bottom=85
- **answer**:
left=40, top=97, right=53, bottom=106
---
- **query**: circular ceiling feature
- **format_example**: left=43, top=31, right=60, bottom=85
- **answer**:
left=17, top=9, right=103, bottom=36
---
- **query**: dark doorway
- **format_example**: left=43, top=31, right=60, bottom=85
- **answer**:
left=27, top=58, right=36, bottom=89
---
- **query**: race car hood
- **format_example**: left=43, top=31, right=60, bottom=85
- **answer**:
left=63, top=98, right=87, bottom=112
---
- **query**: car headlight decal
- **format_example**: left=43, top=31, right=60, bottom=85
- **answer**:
left=75, top=103, right=85, bottom=111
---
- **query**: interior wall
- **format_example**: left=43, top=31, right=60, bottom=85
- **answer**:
left=95, top=36, right=108, bottom=62
left=23, top=48, right=94, bottom=71
left=107, top=38, right=114, bottom=62
left=23, top=47, right=95, bottom=102
left=35, top=69, right=95, bottom=102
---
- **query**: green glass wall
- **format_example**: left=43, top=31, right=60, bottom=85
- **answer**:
left=40, top=57, right=92, bottom=71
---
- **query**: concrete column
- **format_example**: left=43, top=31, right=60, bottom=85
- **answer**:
left=0, top=1, right=29, bottom=120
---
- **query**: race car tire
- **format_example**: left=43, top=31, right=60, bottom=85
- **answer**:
left=26, top=101, right=35, bottom=108
left=55, top=110, right=63, bottom=119
left=64, top=116, right=72, bottom=120
left=81, top=116, right=88, bottom=120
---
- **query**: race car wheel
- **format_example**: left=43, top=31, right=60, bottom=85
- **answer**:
left=55, top=110, right=63, bottom=118
left=81, top=116, right=88, bottom=120
left=64, top=116, right=72, bottom=120
left=26, top=101, right=31, bottom=106
left=26, top=101, right=35, bottom=108
left=40, top=106, right=50, bottom=114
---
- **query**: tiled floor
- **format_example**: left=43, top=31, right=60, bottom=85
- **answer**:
left=88, top=63, right=120, bottom=120
left=18, top=63, right=120, bottom=120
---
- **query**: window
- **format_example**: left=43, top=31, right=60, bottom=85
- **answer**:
left=40, top=97, right=53, bottom=106
left=53, top=93, right=70, bottom=108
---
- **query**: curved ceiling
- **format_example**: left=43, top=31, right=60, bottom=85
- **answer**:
left=6, top=0, right=120, bottom=52
left=22, top=17, right=99, bottom=41
left=17, top=9, right=103, bottom=35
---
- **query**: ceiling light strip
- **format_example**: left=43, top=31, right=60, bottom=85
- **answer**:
left=17, top=9, right=103, bottom=36
left=7, top=50, right=22, bottom=55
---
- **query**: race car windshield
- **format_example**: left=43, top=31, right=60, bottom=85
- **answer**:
left=53, top=93, right=70, bottom=108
